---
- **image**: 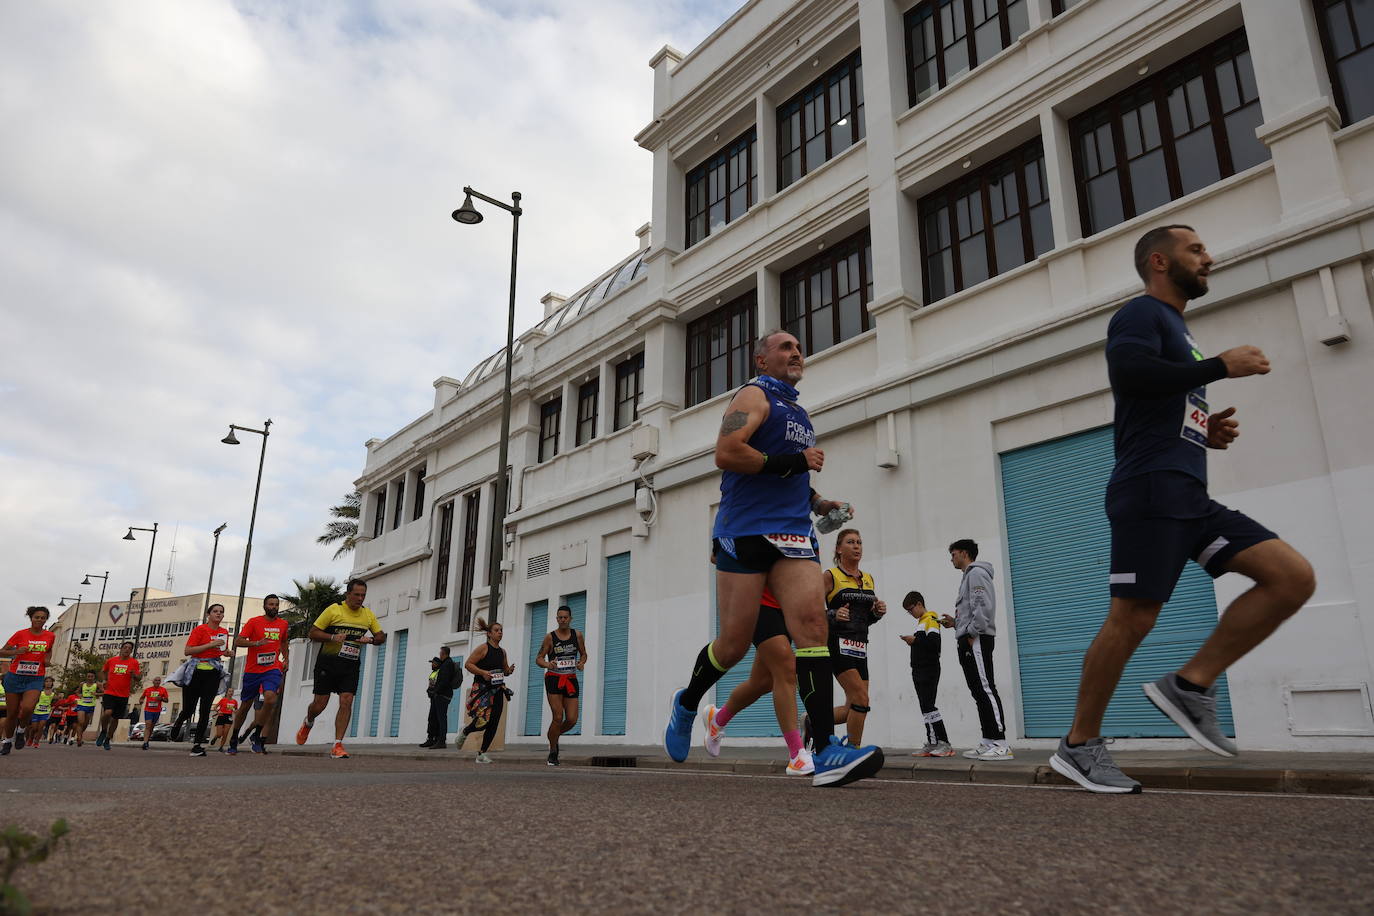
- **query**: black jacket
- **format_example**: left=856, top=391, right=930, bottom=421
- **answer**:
left=433, top=657, right=461, bottom=696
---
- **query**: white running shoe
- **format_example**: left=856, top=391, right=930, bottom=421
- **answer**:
left=975, top=743, right=1014, bottom=761
left=475, top=752, right=493, bottom=764
left=786, top=748, right=815, bottom=776
left=703, top=704, right=724, bottom=757
left=962, top=742, right=992, bottom=759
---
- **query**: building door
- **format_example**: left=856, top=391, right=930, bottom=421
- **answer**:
left=601, top=553, right=630, bottom=736
left=1000, top=426, right=1235, bottom=737
left=524, top=601, right=549, bottom=736
left=388, top=630, right=408, bottom=738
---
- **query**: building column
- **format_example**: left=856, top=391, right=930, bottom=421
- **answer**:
left=755, top=92, right=777, bottom=200
left=1039, top=103, right=1088, bottom=306
left=757, top=264, right=780, bottom=332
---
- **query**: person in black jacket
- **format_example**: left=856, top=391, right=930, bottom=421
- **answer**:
left=421, top=646, right=461, bottom=749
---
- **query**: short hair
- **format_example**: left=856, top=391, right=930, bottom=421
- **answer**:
left=948, top=538, right=979, bottom=559
left=556, top=605, right=572, bottom=615
left=120, top=640, right=135, bottom=650
left=263, top=593, right=280, bottom=603
left=903, top=591, right=925, bottom=609
left=1133, top=224, right=1194, bottom=283
left=439, top=646, right=451, bottom=657
left=753, top=329, right=791, bottom=361
left=346, top=578, right=367, bottom=594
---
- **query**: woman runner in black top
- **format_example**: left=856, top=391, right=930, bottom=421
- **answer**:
left=536, top=605, right=588, bottom=767
left=823, top=529, right=887, bottom=747
left=460, top=619, right=515, bottom=763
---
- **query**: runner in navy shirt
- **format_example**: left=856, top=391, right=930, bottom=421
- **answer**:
left=1050, top=225, right=1315, bottom=794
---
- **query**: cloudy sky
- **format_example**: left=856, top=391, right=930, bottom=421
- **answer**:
left=0, top=0, right=739, bottom=637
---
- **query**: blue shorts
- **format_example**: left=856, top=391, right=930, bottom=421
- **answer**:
left=3, top=673, right=45, bottom=695
left=1108, top=472, right=1277, bottom=603
left=31, top=713, right=50, bottom=724
left=144, top=710, right=162, bottom=722
left=240, top=669, right=283, bottom=700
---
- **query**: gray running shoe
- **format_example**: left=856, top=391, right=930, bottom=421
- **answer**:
left=1143, top=673, right=1237, bottom=757
left=1050, top=737, right=1141, bottom=794
left=913, top=742, right=937, bottom=757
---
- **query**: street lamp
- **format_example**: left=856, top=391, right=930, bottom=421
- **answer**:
left=220, top=419, right=272, bottom=682
left=57, top=594, right=83, bottom=672
left=73, top=569, right=109, bottom=669
left=452, top=185, right=521, bottom=624
left=203, top=522, right=228, bottom=615
left=123, top=524, right=158, bottom=654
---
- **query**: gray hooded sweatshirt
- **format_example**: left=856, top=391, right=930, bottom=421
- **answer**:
left=954, top=560, right=996, bottom=638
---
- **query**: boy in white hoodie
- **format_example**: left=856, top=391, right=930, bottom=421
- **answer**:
left=941, top=539, right=1011, bottom=760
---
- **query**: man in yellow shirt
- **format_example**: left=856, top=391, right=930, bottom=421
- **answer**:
left=295, top=579, right=386, bottom=758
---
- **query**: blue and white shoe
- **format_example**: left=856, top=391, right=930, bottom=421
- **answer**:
left=663, top=689, right=696, bottom=763
left=250, top=735, right=267, bottom=755
left=812, top=735, right=885, bottom=788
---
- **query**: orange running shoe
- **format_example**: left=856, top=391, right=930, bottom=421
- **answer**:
left=295, top=719, right=312, bottom=746
left=330, top=741, right=349, bottom=759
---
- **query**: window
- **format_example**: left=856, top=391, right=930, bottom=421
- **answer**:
left=1315, top=0, right=1374, bottom=126
left=433, top=500, right=454, bottom=601
left=905, top=0, right=1029, bottom=106
left=576, top=379, right=599, bottom=446
left=919, top=138, right=1053, bottom=302
left=685, top=291, right=757, bottom=408
left=412, top=464, right=426, bottom=521
left=391, top=478, right=405, bottom=530
left=781, top=228, right=874, bottom=355
left=614, top=353, right=643, bottom=431
left=777, top=50, right=865, bottom=190
left=1051, top=0, right=1087, bottom=14
left=538, top=397, right=562, bottom=462
left=686, top=128, right=757, bottom=247
left=1070, top=30, right=1267, bottom=236
left=456, top=490, right=480, bottom=630
left=372, top=488, right=386, bottom=538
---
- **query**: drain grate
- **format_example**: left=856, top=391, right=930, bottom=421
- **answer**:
left=589, top=756, right=639, bottom=768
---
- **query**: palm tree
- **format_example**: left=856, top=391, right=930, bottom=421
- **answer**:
left=317, top=491, right=360, bottom=560
left=280, top=576, right=344, bottom=641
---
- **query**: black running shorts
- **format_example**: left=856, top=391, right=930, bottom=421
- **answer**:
left=100, top=695, right=129, bottom=716
left=312, top=656, right=362, bottom=696
left=828, top=633, right=870, bottom=680
left=752, top=605, right=790, bottom=648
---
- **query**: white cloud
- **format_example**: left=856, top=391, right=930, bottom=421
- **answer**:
left=0, top=0, right=740, bottom=635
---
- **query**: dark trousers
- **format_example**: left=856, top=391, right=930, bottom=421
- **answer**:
left=461, top=691, right=505, bottom=752
left=956, top=635, right=1006, bottom=741
left=910, top=665, right=949, bottom=744
left=173, top=667, right=219, bottom=747
left=427, top=692, right=452, bottom=743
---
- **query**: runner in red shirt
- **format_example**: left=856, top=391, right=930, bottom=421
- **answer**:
left=95, top=642, right=141, bottom=751
left=176, top=603, right=231, bottom=757
left=212, top=694, right=239, bottom=750
left=229, top=594, right=291, bottom=755
left=59, top=693, right=81, bottom=744
left=138, top=677, right=169, bottom=750
left=1, top=606, right=56, bottom=755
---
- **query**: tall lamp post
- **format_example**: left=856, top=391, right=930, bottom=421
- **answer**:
left=123, top=524, right=159, bottom=654
left=203, top=523, right=228, bottom=615
left=220, top=419, right=272, bottom=682
left=452, top=186, right=521, bottom=624
left=57, top=594, right=83, bottom=672
left=73, top=568, right=110, bottom=668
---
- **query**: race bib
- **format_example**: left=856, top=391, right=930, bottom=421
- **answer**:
left=555, top=657, right=576, bottom=670
left=764, top=533, right=816, bottom=559
left=489, top=673, right=505, bottom=686
left=1181, top=391, right=1209, bottom=448
left=338, top=643, right=361, bottom=661
left=14, top=661, right=39, bottom=675
left=255, top=651, right=277, bottom=667
left=838, top=637, right=867, bottom=659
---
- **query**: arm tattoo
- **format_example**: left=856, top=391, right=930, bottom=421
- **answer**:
left=719, top=410, right=749, bottom=435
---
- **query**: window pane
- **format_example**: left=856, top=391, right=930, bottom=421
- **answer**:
left=941, top=0, right=970, bottom=80
left=838, top=291, right=864, bottom=341
left=1338, top=49, right=1374, bottom=122
left=1085, top=173, right=1124, bottom=233
left=1224, top=104, right=1267, bottom=171
left=1028, top=200, right=1053, bottom=256
left=1173, top=129, right=1219, bottom=197
left=993, top=219, right=1025, bottom=274
left=912, top=11, right=939, bottom=101
left=1128, top=148, right=1172, bottom=214
left=1007, top=0, right=1029, bottom=39
left=973, top=0, right=1002, bottom=65
left=1325, top=3, right=1357, bottom=58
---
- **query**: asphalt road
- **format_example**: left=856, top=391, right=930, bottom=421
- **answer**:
left=4, top=745, right=1371, bottom=915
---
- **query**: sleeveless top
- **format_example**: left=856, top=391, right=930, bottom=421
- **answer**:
left=476, top=643, right=508, bottom=688
left=547, top=629, right=580, bottom=677
left=826, top=566, right=879, bottom=642
left=35, top=691, right=54, bottom=716
left=713, top=375, right=817, bottom=540
left=79, top=682, right=99, bottom=707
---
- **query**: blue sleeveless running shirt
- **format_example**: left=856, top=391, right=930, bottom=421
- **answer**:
left=712, top=375, right=816, bottom=539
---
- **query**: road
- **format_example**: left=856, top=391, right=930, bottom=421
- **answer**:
left=3, top=745, right=1370, bottom=914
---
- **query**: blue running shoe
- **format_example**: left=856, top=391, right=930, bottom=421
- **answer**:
left=812, top=735, right=885, bottom=788
left=663, top=689, right=696, bottom=763
left=250, top=736, right=267, bottom=755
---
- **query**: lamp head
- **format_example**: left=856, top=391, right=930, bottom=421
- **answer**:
left=452, top=193, right=483, bottom=225
left=123, top=529, right=136, bottom=541
left=58, top=597, right=66, bottom=607
left=221, top=427, right=241, bottom=445
left=81, top=576, right=91, bottom=586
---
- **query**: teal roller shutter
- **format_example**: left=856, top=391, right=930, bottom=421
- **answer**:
left=388, top=630, right=408, bottom=737
left=348, top=646, right=363, bottom=738
left=448, top=655, right=465, bottom=733
left=601, top=553, right=630, bottom=735
left=368, top=642, right=387, bottom=737
left=559, top=592, right=587, bottom=735
left=524, top=601, right=548, bottom=736
left=1000, top=426, right=1234, bottom=738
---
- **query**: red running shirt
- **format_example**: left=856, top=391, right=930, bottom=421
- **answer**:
left=5, top=628, right=55, bottom=677
left=187, top=624, right=230, bottom=660
left=141, top=686, right=169, bottom=712
left=216, top=697, right=239, bottom=717
left=102, top=656, right=140, bottom=698
left=239, top=616, right=289, bottom=674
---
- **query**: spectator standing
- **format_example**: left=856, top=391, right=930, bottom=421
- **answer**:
left=901, top=592, right=952, bottom=757
left=942, top=539, right=1011, bottom=760
left=421, top=647, right=461, bottom=749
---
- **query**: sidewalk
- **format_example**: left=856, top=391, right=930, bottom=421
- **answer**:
left=267, top=740, right=1374, bottom=796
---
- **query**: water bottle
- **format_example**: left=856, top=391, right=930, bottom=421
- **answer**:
left=814, top=503, right=854, bottom=534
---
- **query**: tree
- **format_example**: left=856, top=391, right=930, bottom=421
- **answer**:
left=280, top=576, right=344, bottom=641
left=317, top=491, right=360, bottom=560
left=52, top=646, right=113, bottom=697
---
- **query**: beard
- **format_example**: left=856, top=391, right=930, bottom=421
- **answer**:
left=1168, top=261, right=1208, bottom=300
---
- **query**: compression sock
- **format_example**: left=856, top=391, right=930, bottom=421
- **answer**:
left=784, top=729, right=804, bottom=758
left=679, top=643, right=730, bottom=711
left=1175, top=674, right=1208, bottom=693
left=795, top=646, right=836, bottom=753
left=714, top=705, right=735, bottom=728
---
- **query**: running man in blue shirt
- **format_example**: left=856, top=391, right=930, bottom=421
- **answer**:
left=1051, top=225, right=1316, bottom=794
left=662, top=330, right=884, bottom=787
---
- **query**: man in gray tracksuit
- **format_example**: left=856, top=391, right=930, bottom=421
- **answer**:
left=941, top=538, right=1011, bottom=760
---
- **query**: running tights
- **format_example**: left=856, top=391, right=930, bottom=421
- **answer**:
left=176, top=667, right=219, bottom=747
left=462, top=692, right=504, bottom=753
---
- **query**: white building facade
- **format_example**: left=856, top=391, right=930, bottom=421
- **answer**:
left=279, top=0, right=1374, bottom=753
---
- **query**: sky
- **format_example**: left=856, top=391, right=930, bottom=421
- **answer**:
left=0, top=0, right=741, bottom=637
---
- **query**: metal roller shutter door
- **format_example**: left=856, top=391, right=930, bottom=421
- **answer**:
left=601, top=553, right=630, bottom=736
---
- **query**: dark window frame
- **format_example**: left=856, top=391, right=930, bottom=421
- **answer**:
left=1050, top=0, right=1087, bottom=15
left=391, top=478, right=405, bottom=530
left=575, top=378, right=599, bottom=447
left=1069, top=29, right=1266, bottom=237
left=780, top=228, right=875, bottom=356
left=685, top=291, right=758, bottom=408
left=918, top=137, right=1054, bottom=303
left=613, top=353, right=644, bottom=431
left=685, top=128, right=758, bottom=248
left=372, top=489, right=386, bottom=538
left=904, top=0, right=1030, bottom=108
left=412, top=464, right=426, bottom=522
left=433, top=500, right=454, bottom=600
left=777, top=50, right=865, bottom=191
left=456, top=490, right=480, bottom=630
left=1313, top=0, right=1374, bottom=127
left=538, top=396, right=562, bottom=463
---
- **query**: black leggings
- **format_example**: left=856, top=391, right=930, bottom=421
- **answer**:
left=910, top=665, right=949, bottom=744
left=463, top=691, right=505, bottom=752
left=175, top=667, right=220, bottom=747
